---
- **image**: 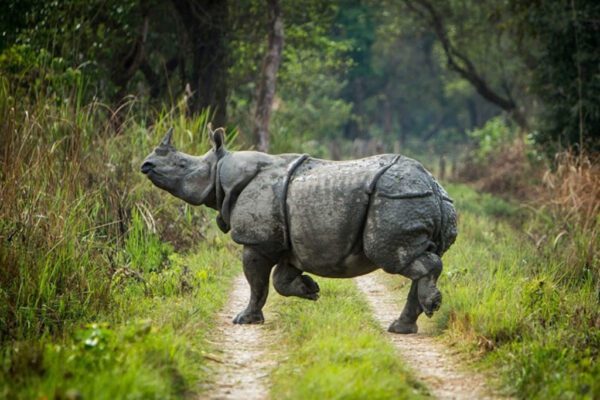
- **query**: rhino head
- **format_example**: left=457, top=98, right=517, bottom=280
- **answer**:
left=140, top=127, right=226, bottom=208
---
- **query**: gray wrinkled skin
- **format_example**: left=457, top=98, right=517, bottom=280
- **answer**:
left=142, top=128, right=457, bottom=334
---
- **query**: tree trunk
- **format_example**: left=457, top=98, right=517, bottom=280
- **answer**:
left=382, top=97, right=393, bottom=136
left=109, top=14, right=150, bottom=133
left=111, top=15, right=150, bottom=99
left=171, top=0, right=229, bottom=126
left=253, top=0, right=284, bottom=152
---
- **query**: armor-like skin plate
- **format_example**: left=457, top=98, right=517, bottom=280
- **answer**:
left=141, top=128, right=457, bottom=334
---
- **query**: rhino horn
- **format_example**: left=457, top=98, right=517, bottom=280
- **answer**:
left=160, top=127, right=174, bottom=147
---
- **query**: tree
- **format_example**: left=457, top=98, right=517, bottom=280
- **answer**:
left=253, top=0, right=284, bottom=152
left=334, top=0, right=377, bottom=139
left=512, top=0, right=600, bottom=152
left=171, top=0, right=229, bottom=125
left=403, top=0, right=529, bottom=130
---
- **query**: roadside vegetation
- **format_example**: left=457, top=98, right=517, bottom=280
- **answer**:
left=268, top=279, right=428, bottom=400
left=0, top=78, right=242, bottom=398
left=443, top=183, right=598, bottom=399
left=383, top=181, right=599, bottom=399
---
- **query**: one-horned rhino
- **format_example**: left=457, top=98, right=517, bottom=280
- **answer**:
left=141, top=127, right=457, bottom=334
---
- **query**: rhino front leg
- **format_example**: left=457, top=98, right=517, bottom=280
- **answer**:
left=233, top=246, right=274, bottom=324
left=273, top=262, right=320, bottom=300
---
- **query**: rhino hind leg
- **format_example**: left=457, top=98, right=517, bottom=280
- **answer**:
left=388, top=280, right=422, bottom=334
left=400, top=253, right=443, bottom=316
left=273, top=262, right=320, bottom=300
left=233, top=246, right=273, bottom=324
left=384, top=252, right=443, bottom=334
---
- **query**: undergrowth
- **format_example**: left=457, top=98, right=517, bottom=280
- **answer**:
left=1, top=236, right=240, bottom=399
left=0, top=74, right=240, bottom=398
left=438, top=184, right=599, bottom=399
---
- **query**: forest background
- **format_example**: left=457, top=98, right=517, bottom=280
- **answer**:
left=3, top=0, right=599, bottom=158
left=0, top=0, right=599, bottom=399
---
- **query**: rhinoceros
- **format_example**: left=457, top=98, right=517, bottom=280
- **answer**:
left=141, top=127, right=457, bottom=334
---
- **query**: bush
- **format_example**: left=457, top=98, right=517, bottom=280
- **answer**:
left=0, top=44, right=83, bottom=102
left=458, top=117, right=543, bottom=200
left=0, top=72, right=225, bottom=342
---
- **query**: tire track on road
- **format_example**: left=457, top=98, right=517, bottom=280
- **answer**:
left=202, top=274, right=275, bottom=400
left=355, top=273, right=504, bottom=400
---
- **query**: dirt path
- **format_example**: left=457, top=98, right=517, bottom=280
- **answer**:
left=355, top=273, right=502, bottom=400
left=202, top=274, right=275, bottom=400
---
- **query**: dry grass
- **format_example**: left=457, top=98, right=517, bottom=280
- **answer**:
left=540, top=150, right=600, bottom=231
left=457, top=138, right=542, bottom=200
left=533, top=150, right=600, bottom=282
left=457, top=138, right=599, bottom=283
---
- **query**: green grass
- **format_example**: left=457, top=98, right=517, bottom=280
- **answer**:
left=1, top=229, right=240, bottom=399
left=268, top=279, right=428, bottom=400
left=446, top=182, right=524, bottom=221
left=426, top=184, right=598, bottom=399
left=0, top=74, right=244, bottom=398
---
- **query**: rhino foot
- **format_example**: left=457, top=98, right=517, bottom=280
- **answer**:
left=418, top=279, right=442, bottom=318
left=388, top=319, right=418, bottom=334
left=299, top=275, right=320, bottom=300
left=233, top=309, right=264, bottom=324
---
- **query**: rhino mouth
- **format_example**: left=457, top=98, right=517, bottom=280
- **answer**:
left=141, top=161, right=155, bottom=174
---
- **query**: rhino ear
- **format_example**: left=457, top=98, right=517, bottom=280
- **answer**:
left=160, top=127, right=174, bottom=147
left=208, top=123, right=226, bottom=155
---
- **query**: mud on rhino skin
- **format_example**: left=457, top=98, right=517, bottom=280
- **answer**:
left=141, top=127, right=457, bottom=333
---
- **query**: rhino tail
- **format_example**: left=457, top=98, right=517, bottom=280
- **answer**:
left=429, top=178, right=457, bottom=256
left=437, top=198, right=457, bottom=255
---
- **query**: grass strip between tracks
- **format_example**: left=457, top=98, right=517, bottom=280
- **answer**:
left=268, top=278, right=429, bottom=400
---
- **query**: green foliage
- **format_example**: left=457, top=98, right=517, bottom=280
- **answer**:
left=228, top=0, right=354, bottom=153
left=467, top=117, right=515, bottom=162
left=0, top=44, right=83, bottom=101
left=269, top=279, right=427, bottom=399
left=1, top=241, right=240, bottom=399
left=271, top=48, right=353, bottom=153
left=435, top=184, right=599, bottom=398
left=515, top=0, right=600, bottom=152
left=446, top=183, right=522, bottom=220
left=2, top=0, right=598, bottom=156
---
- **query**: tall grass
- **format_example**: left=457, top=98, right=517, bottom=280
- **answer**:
left=437, top=184, right=599, bottom=399
left=535, top=150, right=600, bottom=282
left=0, top=74, right=241, bottom=398
left=0, top=73, right=220, bottom=340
